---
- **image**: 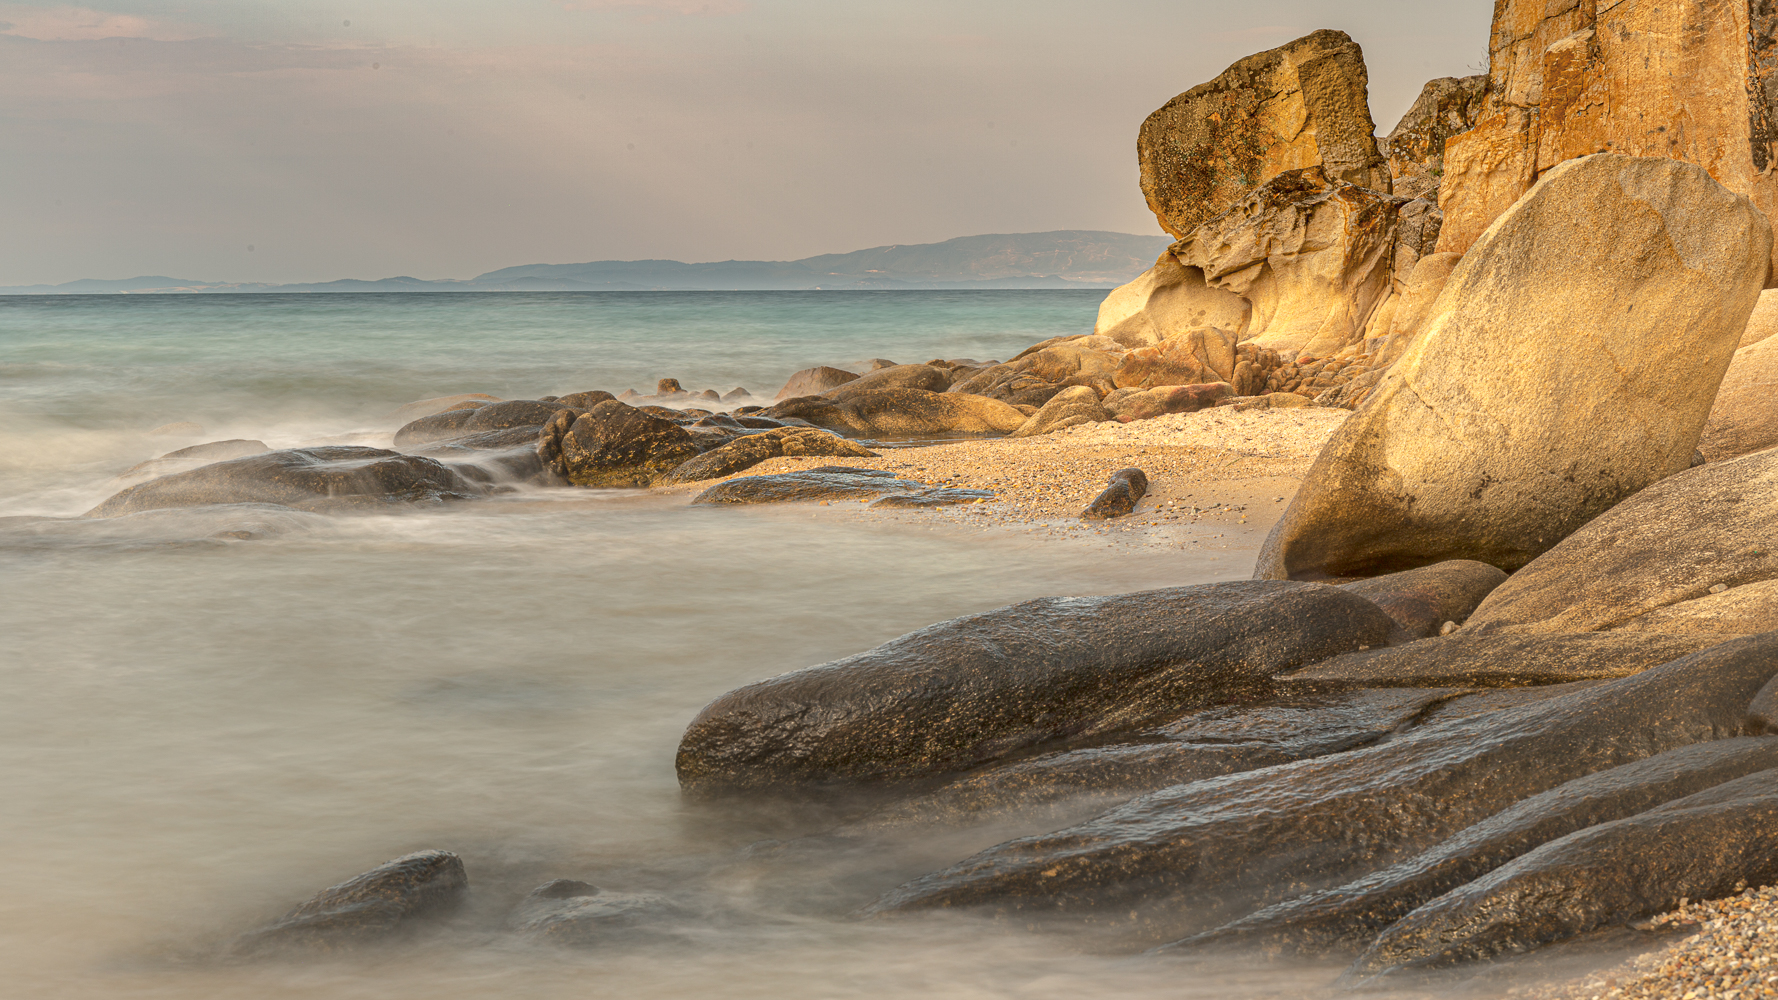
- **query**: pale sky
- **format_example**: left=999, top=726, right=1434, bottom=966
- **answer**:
left=0, top=1, right=1492, bottom=285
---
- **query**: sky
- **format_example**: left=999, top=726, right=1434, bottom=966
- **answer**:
left=0, top=1, right=1493, bottom=285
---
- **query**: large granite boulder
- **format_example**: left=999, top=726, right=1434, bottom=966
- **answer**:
left=1740, top=289, right=1778, bottom=347
left=1463, top=448, right=1778, bottom=634
left=1111, top=327, right=1236, bottom=389
left=663, top=427, right=877, bottom=483
left=86, top=447, right=484, bottom=517
left=675, top=581, right=1395, bottom=798
left=1379, top=76, right=1487, bottom=201
left=1281, top=632, right=1728, bottom=690
left=1435, top=0, right=1778, bottom=281
left=765, top=389, right=1028, bottom=437
left=1347, top=767, right=1778, bottom=979
left=1698, top=333, right=1778, bottom=461
left=1171, top=167, right=1402, bottom=360
left=1257, top=155, right=1771, bottom=580
left=1180, top=737, right=1778, bottom=958
left=775, top=366, right=859, bottom=400
left=1092, top=253, right=1251, bottom=348
left=826, top=364, right=953, bottom=397
left=864, top=634, right=1778, bottom=943
left=1335, top=560, right=1507, bottom=639
left=947, top=342, right=1123, bottom=407
left=1010, top=385, right=1111, bottom=438
left=232, top=850, right=467, bottom=955
left=1137, top=29, right=1389, bottom=239
left=536, top=401, right=703, bottom=487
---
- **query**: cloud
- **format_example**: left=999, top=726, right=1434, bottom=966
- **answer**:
left=0, top=4, right=211, bottom=41
left=557, top=0, right=748, bottom=17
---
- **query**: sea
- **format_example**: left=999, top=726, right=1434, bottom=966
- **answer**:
left=0, top=291, right=1339, bottom=999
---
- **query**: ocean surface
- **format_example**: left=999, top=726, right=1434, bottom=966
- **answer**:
left=0, top=291, right=1342, bottom=999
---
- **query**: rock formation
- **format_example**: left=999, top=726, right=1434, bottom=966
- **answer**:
left=1435, top=0, right=1778, bottom=283
left=1380, top=75, right=1488, bottom=200
left=1699, top=333, right=1778, bottom=461
left=1256, top=155, right=1770, bottom=580
left=1137, top=29, right=1389, bottom=239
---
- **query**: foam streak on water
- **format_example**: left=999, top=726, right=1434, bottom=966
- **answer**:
left=0, top=292, right=1357, bottom=999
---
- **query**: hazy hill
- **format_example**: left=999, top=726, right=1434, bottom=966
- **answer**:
left=1, top=231, right=1170, bottom=294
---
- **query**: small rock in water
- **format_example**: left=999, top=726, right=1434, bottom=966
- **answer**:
left=509, top=880, right=686, bottom=946
left=553, top=390, right=616, bottom=409
left=656, top=378, right=685, bottom=396
left=871, top=487, right=994, bottom=508
left=697, top=389, right=721, bottom=401
left=721, top=387, right=752, bottom=401
left=1082, top=467, right=1149, bottom=519
left=231, top=849, right=467, bottom=956
left=618, top=389, right=639, bottom=400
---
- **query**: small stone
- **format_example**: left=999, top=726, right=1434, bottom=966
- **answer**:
left=1440, top=620, right=1460, bottom=636
left=1712, top=584, right=1730, bottom=594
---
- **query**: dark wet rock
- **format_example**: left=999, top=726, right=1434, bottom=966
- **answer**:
left=231, top=850, right=467, bottom=955
left=664, top=428, right=879, bottom=483
left=690, top=413, right=743, bottom=429
left=765, top=389, right=1028, bottom=437
left=675, top=581, right=1394, bottom=797
left=635, top=405, right=689, bottom=420
left=1750, top=674, right=1778, bottom=732
left=508, top=880, right=687, bottom=946
left=850, top=688, right=1472, bottom=833
left=1348, top=765, right=1778, bottom=980
left=690, top=470, right=923, bottom=505
left=393, top=407, right=478, bottom=447
left=733, top=415, right=785, bottom=428
left=863, top=633, right=1778, bottom=943
left=86, top=447, right=484, bottom=517
left=722, top=387, right=753, bottom=401
left=1280, top=632, right=1727, bottom=691
left=1409, top=682, right=1612, bottom=728
left=870, top=488, right=994, bottom=508
left=1464, top=448, right=1778, bottom=634
left=554, top=390, right=617, bottom=409
left=537, top=401, right=704, bottom=488
left=827, top=364, right=955, bottom=398
left=1337, top=560, right=1507, bottom=639
left=776, top=366, right=859, bottom=400
left=1082, top=468, right=1149, bottom=519
left=395, top=399, right=569, bottom=446
left=1178, top=737, right=1778, bottom=959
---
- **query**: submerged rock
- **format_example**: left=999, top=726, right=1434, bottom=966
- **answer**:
left=231, top=850, right=467, bottom=955
left=863, top=634, right=1778, bottom=943
left=1081, top=468, right=1148, bottom=519
left=1179, top=737, right=1778, bottom=959
left=1257, top=155, right=1771, bottom=580
left=1463, top=448, right=1778, bottom=634
left=1348, top=765, right=1778, bottom=979
left=86, top=447, right=483, bottom=517
left=119, top=439, right=272, bottom=481
left=870, top=488, right=994, bottom=509
left=675, top=581, right=1394, bottom=797
left=508, top=879, right=686, bottom=946
left=384, top=393, right=501, bottom=423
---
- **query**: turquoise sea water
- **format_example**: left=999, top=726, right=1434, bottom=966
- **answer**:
left=0, top=292, right=1341, bottom=1000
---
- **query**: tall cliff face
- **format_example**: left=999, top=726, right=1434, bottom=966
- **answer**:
left=1437, top=0, right=1778, bottom=283
left=1137, top=29, right=1390, bottom=239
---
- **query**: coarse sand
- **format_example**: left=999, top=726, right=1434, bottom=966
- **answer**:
left=659, top=407, right=1351, bottom=562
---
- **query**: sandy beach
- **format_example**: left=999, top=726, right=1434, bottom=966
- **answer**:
left=659, top=407, right=1351, bottom=557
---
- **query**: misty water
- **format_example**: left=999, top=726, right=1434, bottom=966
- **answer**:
left=2, top=291, right=1416, bottom=998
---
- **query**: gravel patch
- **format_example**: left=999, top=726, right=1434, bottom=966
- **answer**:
left=1534, top=885, right=1778, bottom=1000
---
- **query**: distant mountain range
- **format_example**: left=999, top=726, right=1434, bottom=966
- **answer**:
left=2, top=231, right=1172, bottom=294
